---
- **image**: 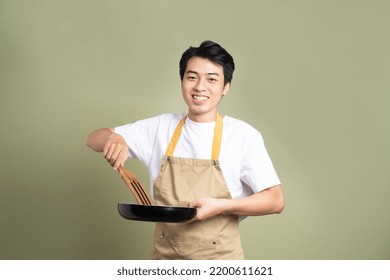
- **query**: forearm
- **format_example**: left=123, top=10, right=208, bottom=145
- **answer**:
left=86, top=128, right=129, bottom=169
left=86, top=128, right=115, bottom=152
left=191, top=185, right=284, bottom=221
left=223, top=185, right=284, bottom=216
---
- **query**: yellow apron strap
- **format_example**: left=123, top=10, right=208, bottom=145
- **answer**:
left=165, top=116, right=186, bottom=157
left=165, top=113, right=223, bottom=160
left=212, top=113, right=223, bottom=161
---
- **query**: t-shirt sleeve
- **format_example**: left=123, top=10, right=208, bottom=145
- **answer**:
left=114, top=116, right=160, bottom=166
left=240, top=128, right=281, bottom=193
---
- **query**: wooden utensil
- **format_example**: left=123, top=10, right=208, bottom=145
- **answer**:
left=118, top=166, right=153, bottom=205
left=117, top=167, right=197, bottom=223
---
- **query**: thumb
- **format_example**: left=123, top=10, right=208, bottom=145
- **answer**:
left=188, top=200, right=200, bottom=208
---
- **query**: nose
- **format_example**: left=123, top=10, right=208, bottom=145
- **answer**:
left=194, top=78, right=206, bottom=92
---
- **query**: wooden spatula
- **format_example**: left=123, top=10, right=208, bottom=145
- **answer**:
left=118, top=166, right=153, bottom=205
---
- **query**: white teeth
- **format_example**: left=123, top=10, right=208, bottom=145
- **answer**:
left=193, top=95, right=209, bottom=100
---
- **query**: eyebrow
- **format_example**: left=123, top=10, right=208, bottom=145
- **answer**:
left=185, top=70, right=220, bottom=76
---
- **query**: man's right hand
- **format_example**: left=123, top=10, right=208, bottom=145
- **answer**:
left=86, top=128, right=128, bottom=170
left=103, top=133, right=129, bottom=169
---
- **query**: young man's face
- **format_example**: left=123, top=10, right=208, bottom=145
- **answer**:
left=181, top=56, right=230, bottom=123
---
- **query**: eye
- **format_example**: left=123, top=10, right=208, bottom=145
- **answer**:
left=187, top=76, right=196, bottom=81
left=209, top=77, right=217, bottom=82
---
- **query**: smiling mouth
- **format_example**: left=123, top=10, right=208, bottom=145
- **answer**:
left=192, top=94, right=209, bottom=101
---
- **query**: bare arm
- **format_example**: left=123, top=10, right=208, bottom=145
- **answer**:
left=86, top=128, right=129, bottom=169
left=86, top=128, right=115, bottom=152
left=189, top=185, right=284, bottom=221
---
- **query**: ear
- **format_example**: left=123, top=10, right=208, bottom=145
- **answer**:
left=222, top=83, right=230, bottom=96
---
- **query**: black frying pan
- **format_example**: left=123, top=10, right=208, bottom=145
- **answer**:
left=118, top=203, right=197, bottom=223
left=117, top=167, right=197, bottom=223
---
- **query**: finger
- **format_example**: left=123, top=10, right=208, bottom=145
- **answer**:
left=103, top=137, right=116, bottom=157
left=112, top=156, right=124, bottom=170
left=106, top=144, right=119, bottom=164
left=112, top=148, right=128, bottom=170
left=104, top=148, right=118, bottom=168
left=103, top=142, right=109, bottom=157
left=188, top=201, right=200, bottom=208
left=110, top=155, right=118, bottom=167
left=119, top=149, right=128, bottom=167
left=112, top=162, right=120, bottom=170
left=110, top=145, right=122, bottom=164
left=104, top=143, right=114, bottom=160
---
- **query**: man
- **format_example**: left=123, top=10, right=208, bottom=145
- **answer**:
left=86, top=40, right=284, bottom=259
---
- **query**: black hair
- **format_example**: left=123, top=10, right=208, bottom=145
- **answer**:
left=179, top=40, right=235, bottom=85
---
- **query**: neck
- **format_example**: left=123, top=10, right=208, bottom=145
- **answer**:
left=187, top=112, right=217, bottom=123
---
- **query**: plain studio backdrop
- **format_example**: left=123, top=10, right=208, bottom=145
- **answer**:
left=0, top=0, right=389, bottom=259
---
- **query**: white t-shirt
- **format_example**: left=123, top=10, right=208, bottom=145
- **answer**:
left=115, top=113, right=281, bottom=200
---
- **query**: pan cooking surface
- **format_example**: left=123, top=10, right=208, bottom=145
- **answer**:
left=118, top=203, right=197, bottom=223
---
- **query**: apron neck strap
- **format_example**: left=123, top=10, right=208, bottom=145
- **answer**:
left=165, top=113, right=223, bottom=161
left=212, top=113, right=223, bottom=160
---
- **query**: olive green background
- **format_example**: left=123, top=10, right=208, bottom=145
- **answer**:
left=1, top=0, right=389, bottom=259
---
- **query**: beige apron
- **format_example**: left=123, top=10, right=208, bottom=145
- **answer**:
left=151, top=113, right=244, bottom=260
